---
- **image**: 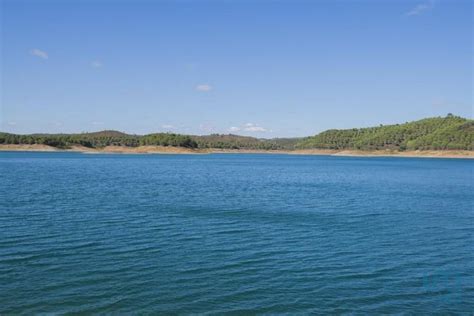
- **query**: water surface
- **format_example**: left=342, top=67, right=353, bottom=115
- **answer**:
left=1, top=152, right=473, bottom=314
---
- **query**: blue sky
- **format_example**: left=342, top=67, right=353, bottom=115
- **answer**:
left=1, top=0, right=472, bottom=137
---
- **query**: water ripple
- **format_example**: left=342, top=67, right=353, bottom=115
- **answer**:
left=1, top=152, right=472, bottom=314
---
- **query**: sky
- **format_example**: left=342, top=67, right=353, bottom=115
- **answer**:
left=1, top=0, right=472, bottom=137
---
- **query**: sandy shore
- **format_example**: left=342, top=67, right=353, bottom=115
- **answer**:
left=0, top=144, right=203, bottom=154
left=0, top=144, right=473, bottom=158
left=290, top=149, right=474, bottom=159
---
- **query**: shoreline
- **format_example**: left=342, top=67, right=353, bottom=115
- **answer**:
left=0, top=144, right=473, bottom=159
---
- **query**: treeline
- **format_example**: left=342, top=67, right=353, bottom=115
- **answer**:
left=297, top=115, right=473, bottom=151
left=1, top=115, right=472, bottom=151
left=191, top=134, right=298, bottom=150
left=0, top=131, right=296, bottom=150
left=0, top=130, right=198, bottom=148
left=141, top=133, right=197, bottom=148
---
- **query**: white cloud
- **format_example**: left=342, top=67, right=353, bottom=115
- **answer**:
left=91, top=60, right=103, bottom=68
left=195, top=84, right=212, bottom=92
left=405, top=1, right=434, bottom=16
left=242, top=123, right=268, bottom=132
left=228, top=126, right=241, bottom=132
left=7, top=121, right=17, bottom=126
left=91, top=121, right=104, bottom=125
left=161, top=124, right=175, bottom=130
left=244, top=126, right=267, bottom=132
left=30, top=48, right=48, bottom=59
left=226, top=123, right=269, bottom=133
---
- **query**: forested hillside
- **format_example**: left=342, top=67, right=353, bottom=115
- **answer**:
left=1, top=115, right=472, bottom=151
left=0, top=131, right=197, bottom=148
left=192, top=134, right=298, bottom=150
left=0, top=131, right=297, bottom=150
left=296, top=115, right=473, bottom=151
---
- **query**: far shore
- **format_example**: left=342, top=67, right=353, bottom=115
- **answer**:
left=1, top=144, right=473, bottom=159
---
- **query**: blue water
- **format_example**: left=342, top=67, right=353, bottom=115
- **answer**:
left=1, top=152, right=473, bottom=314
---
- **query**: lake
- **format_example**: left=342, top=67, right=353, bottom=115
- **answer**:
left=0, top=152, right=473, bottom=314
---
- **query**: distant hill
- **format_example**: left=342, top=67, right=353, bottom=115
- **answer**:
left=296, top=115, right=473, bottom=151
left=1, top=115, right=472, bottom=151
left=0, top=131, right=196, bottom=148
left=28, top=130, right=130, bottom=137
left=191, top=134, right=299, bottom=150
left=82, top=130, right=131, bottom=137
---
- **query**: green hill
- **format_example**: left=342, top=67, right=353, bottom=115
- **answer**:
left=191, top=134, right=299, bottom=150
left=0, top=131, right=196, bottom=148
left=1, top=115, right=472, bottom=151
left=296, top=115, right=473, bottom=151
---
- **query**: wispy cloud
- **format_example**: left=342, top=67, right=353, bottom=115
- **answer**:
left=228, top=126, right=241, bottom=132
left=405, top=1, right=434, bottom=16
left=7, top=121, right=17, bottom=126
left=227, top=123, right=269, bottom=133
left=195, top=84, right=212, bottom=92
left=244, top=126, right=267, bottom=132
left=229, top=123, right=268, bottom=133
left=30, top=48, right=48, bottom=59
left=91, top=121, right=104, bottom=126
left=91, top=60, right=103, bottom=68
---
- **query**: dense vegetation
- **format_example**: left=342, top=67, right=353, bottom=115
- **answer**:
left=192, top=134, right=298, bottom=150
left=297, top=115, right=473, bottom=151
left=1, top=115, right=472, bottom=151
left=0, top=130, right=197, bottom=148
left=0, top=130, right=296, bottom=150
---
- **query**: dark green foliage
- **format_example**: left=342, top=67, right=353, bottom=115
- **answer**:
left=191, top=134, right=299, bottom=150
left=1, top=115, right=472, bottom=151
left=0, top=131, right=196, bottom=148
left=141, top=133, right=197, bottom=148
left=296, top=115, right=473, bottom=151
left=0, top=130, right=298, bottom=150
